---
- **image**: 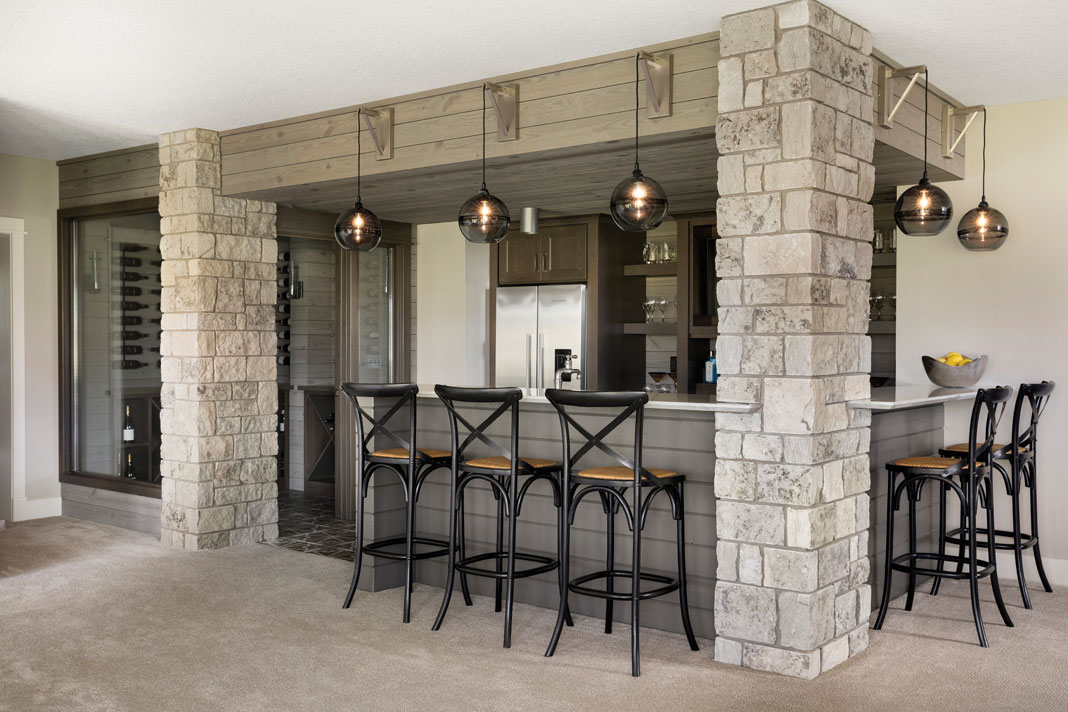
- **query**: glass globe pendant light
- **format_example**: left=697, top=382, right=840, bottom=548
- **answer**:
left=610, top=53, right=668, bottom=232
left=957, top=109, right=1008, bottom=251
left=458, top=84, right=510, bottom=244
left=894, top=70, right=952, bottom=236
left=334, top=108, right=383, bottom=252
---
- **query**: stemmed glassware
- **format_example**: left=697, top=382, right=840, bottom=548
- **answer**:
left=643, top=298, right=657, bottom=323
left=654, top=297, right=668, bottom=322
left=871, top=292, right=886, bottom=321
left=648, top=371, right=668, bottom=393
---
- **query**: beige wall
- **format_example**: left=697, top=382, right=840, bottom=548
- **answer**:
left=0, top=153, right=61, bottom=519
left=896, top=97, right=1068, bottom=582
left=415, top=222, right=490, bottom=387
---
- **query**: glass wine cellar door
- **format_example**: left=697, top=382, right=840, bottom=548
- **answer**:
left=356, top=246, right=395, bottom=383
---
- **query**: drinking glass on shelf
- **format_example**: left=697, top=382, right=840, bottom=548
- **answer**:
left=659, top=241, right=676, bottom=264
left=654, top=297, right=668, bottom=322
left=889, top=294, right=897, bottom=320
left=666, top=297, right=678, bottom=323
left=668, top=372, right=678, bottom=393
left=871, top=292, right=886, bottom=321
left=643, top=298, right=656, bottom=323
left=642, top=242, right=654, bottom=265
left=873, top=228, right=885, bottom=253
left=649, top=372, right=667, bottom=392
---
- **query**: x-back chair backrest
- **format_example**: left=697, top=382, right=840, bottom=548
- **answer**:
left=433, top=385, right=532, bottom=472
left=1011, top=381, right=1055, bottom=452
left=544, top=389, right=658, bottom=486
left=965, top=386, right=1013, bottom=469
left=340, top=383, right=419, bottom=457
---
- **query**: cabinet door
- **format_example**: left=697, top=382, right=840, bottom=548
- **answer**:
left=541, top=224, right=587, bottom=283
left=498, top=232, right=542, bottom=285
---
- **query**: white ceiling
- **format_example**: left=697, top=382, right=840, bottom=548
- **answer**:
left=2, top=0, right=1066, bottom=161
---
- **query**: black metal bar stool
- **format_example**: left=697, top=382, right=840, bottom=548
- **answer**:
left=543, top=389, right=698, bottom=677
left=874, top=386, right=1015, bottom=647
left=431, top=385, right=571, bottom=648
left=936, top=381, right=1055, bottom=608
left=340, top=383, right=469, bottom=623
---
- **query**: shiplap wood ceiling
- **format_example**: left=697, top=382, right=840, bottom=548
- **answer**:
left=2, top=0, right=1067, bottom=160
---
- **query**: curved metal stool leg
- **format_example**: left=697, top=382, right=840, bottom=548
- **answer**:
left=1028, top=461, right=1054, bottom=593
left=603, top=491, right=615, bottom=634
left=873, top=470, right=897, bottom=630
left=675, top=483, right=699, bottom=651
left=905, top=481, right=918, bottom=611
left=343, top=470, right=367, bottom=609
left=432, top=468, right=460, bottom=632
left=930, top=481, right=948, bottom=596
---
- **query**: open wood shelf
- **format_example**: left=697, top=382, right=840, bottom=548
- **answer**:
left=624, top=322, right=677, bottom=335
left=623, top=263, right=678, bottom=277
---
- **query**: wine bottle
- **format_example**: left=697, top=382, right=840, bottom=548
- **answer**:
left=149, top=317, right=162, bottom=324
left=119, top=301, right=147, bottom=311
left=277, top=304, right=291, bottom=314
left=279, top=344, right=289, bottom=353
left=277, top=329, right=290, bottom=339
left=149, top=346, right=160, bottom=353
left=118, top=243, right=148, bottom=252
left=121, top=330, right=149, bottom=340
left=123, top=405, right=136, bottom=442
left=112, top=256, right=142, bottom=267
left=276, top=317, right=290, bottom=326
left=278, top=251, right=290, bottom=262
left=278, top=264, right=290, bottom=274
left=124, top=452, right=137, bottom=479
left=118, top=359, right=147, bottom=369
left=279, top=407, right=285, bottom=433
left=114, top=271, right=147, bottom=282
left=149, top=259, right=163, bottom=267
left=113, top=286, right=143, bottom=296
left=277, top=277, right=290, bottom=288
left=116, top=316, right=143, bottom=326
left=276, top=354, right=290, bottom=365
left=121, top=345, right=144, bottom=355
left=149, top=288, right=162, bottom=296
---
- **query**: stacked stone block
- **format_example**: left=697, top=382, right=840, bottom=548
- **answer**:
left=157, top=128, right=280, bottom=549
left=712, top=1, right=875, bottom=678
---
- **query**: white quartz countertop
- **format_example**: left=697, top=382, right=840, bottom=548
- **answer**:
left=410, top=386, right=759, bottom=413
left=847, top=384, right=978, bottom=411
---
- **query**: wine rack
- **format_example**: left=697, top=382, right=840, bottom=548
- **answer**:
left=277, top=250, right=292, bottom=370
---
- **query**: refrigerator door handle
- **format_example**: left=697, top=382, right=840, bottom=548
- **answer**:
left=537, top=333, right=545, bottom=389
left=525, top=333, right=532, bottom=388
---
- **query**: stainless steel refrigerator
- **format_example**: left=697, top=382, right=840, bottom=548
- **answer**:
left=495, top=284, right=586, bottom=390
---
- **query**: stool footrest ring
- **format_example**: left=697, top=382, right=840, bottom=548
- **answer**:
left=889, top=552, right=995, bottom=580
left=944, top=528, right=1039, bottom=551
left=362, top=535, right=450, bottom=561
left=568, top=569, right=680, bottom=601
left=455, top=551, right=559, bottom=579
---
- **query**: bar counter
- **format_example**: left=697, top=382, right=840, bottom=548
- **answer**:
left=351, top=382, right=971, bottom=641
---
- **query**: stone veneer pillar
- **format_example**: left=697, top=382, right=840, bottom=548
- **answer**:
left=157, top=128, right=280, bottom=549
left=712, top=1, right=875, bottom=678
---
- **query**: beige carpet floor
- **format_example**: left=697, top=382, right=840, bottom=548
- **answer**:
left=1, top=517, right=1065, bottom=711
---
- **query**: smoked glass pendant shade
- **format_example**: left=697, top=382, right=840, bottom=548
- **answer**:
left=894, top=176, right=953, bottom=236
left=610, top=169, right=668, bottom=232
left=459, top=188, right=510, bottom=243
left=957, top=200, right=1008, bottom=251
left=334, top=201, right=383, bottom=252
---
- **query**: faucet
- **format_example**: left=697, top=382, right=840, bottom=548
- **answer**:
left=554, top=354, right=582, bottom=389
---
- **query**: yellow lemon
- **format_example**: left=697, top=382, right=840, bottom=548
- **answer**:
left=937, top=357, right=948, bottom=364
left=946, top=352, right=963, bottom=360
left=961, top=358, right=973, bottom=365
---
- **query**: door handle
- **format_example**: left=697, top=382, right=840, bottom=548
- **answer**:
left=542, top=252, right=548, bottom=272
left=525, top=334, right=532, bottom=388
left=534, top=253, right=539, bottom=272
left=537, top=333, right=545, bottom=389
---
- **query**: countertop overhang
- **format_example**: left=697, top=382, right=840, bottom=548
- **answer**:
left=847, top=384, right=977, bottom=411
left=412, top=387, right=758, bottom=413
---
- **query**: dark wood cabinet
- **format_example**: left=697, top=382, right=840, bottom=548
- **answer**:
left=497, top=224, right=587, bottom=284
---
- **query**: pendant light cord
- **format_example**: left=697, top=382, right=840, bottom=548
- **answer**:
left=633, top=53, right=640, bottom=173
left=356, top=108, right=362, bottom=203
left=481, top=83, right=488, bottom=192
left=981, top=107, right=988, bottom=201
left=922, top=69, right=929, bottom=179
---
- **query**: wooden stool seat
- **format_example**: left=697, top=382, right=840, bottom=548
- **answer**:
left=891, top=456, right=965, bottom=471
left=577, top=466, right=678, bottom=481
left=463, top=455, right=558, bottom=470
left=371, top=447, right=451, bottom=460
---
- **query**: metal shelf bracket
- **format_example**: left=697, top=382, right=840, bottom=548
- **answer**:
left=941, top=104, right=984, bottom=158
left=877, top=63, right=926, bottom=128
left=361, top=107, right=393, bottom=160
left=638, top=51, right=672, bottom=118
left=485, top=82, right=519, bottom=142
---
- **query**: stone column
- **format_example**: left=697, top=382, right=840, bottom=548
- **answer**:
left=157, top=128, right=280, bottom=549
left=712, top=1, right=875, bottom=678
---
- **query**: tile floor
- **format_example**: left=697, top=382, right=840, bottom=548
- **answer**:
left=266, top=489, right=356, bottom=561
